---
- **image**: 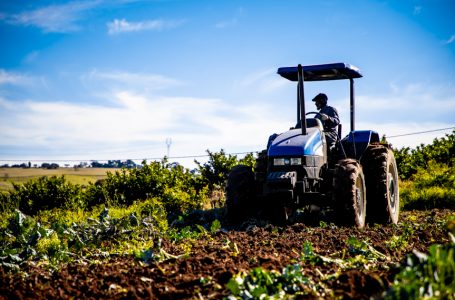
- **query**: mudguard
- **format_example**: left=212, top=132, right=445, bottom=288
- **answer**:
left=341, top=130, right=380, bottom=160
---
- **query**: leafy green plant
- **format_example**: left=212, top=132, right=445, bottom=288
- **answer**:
left=226, top=264, right=313, bottom=299
left=134, top=241, right=183, bottom=264
left=385, top=234, right=455, bottom=299
left=0, top=202, right=171, bottom=269
left=385, top=222, right=415, bottom=251
left=167, top=225, right=204, bottom=243
left=210, top=219, right=221, bottom=233
left=0, top=209, right=71, bottom=270
left=347, top=236, right=388, bottom=260
left=301, top=241, right=325, bottom=266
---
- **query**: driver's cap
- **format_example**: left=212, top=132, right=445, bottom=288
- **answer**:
left=312, top=93, right=328, bottom=102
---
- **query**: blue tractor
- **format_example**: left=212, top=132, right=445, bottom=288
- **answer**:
left=226, top=63, right=399, bottom=228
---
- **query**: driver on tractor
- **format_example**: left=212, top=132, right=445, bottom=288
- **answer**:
left=312, top=93, right=340, bottom=152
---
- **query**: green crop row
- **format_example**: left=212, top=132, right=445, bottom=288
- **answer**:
left=226, top=230, right=455, bottom=299
left=0, top=201, right=223, bottom=271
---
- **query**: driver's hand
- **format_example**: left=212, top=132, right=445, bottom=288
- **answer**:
left=320, top=113, right=329, bottom=121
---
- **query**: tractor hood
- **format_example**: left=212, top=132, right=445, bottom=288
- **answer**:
left=268, top=128, right=324, bottom=157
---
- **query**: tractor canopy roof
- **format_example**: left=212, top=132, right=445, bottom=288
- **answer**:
left=277, top=62, right=362, bottom=81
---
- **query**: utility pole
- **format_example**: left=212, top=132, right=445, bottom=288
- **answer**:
left=165, top=138, right=172, bottom=158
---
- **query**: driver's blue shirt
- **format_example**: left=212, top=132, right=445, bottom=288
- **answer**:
left=316, top=105, right=340, bottom=147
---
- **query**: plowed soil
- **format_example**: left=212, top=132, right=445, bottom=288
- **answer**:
left=1, top=209, right=453, bottom=299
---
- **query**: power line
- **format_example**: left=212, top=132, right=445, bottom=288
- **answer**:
left=385, top=126, right=454, bottom=138
left=160, top=151, right=255, bottom=160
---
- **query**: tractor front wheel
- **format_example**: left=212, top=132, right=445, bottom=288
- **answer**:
left=334, top=159, right=367, bottom=229
left=225, top=165, right=256, bottom=224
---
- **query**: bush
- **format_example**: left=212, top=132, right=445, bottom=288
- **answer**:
left=394, top=130, right=454, bottom=180
left=401, top=161, right=455, bottom=210
left=94, top=160, right=208, bottom=214
left=195, top=149, right=255, bottom=191
left=9, top=176, right=82, bottom=216
left=0, top=192, right=16, bottom=214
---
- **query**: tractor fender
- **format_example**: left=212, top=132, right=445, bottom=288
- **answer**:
left=341, top=130, right=380, bottom=160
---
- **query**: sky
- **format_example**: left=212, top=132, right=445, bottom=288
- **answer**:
left=0, top=0, right=454, bottom=168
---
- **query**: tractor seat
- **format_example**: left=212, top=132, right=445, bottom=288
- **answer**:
left=295, top=118, right=323, bottom=131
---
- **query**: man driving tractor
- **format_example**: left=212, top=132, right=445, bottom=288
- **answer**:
left=312, top=93, right=340, bottom=151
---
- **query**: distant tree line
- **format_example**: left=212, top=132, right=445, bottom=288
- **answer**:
left=89, top=160, right=137, bottom=168
left=0, top=159, right=139, bottom=169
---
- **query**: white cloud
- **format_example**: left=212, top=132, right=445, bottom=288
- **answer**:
left=345, top=81, right=455, bottom=121
left=239, top=68, right=289, bottom=94
left=444, top=34, right=455, bottom=45
left=2, top=85, right=451, bottom=166
left=0, top=69, right=35, bottom=86
left=23, top=51, right=40, bottom=64
left=2, top=68, right=453, bottom=167
left=345, top=81, right=455, bottom=148
left=85, top=70, right=183, bottom=91
left=6, top=0, right=101, bottom=33
left=0, top=97, right=17, bottom=110
left=413, top=6, right=422, bottom=15
left=0, top=91, right=286, bottom=164
left=215, top=6, right=245, bottom=29
left=0, top=70, right=23, bottom=85
left=107, top=18, right=184, bottom=35
left=215, top=18, right=238, bottom=29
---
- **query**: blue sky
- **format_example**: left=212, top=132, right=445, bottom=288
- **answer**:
left=0, top=0, right=454, bottom=167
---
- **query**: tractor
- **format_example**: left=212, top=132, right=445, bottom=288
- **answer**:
left=226, top=63, right=399, bottom=228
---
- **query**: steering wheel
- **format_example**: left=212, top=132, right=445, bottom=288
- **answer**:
left=305, top=111, right=321, bottom=118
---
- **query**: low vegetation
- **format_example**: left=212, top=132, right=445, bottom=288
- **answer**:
left=395, top=130, right=455, bottom=210
left=0, top=131, right=454, bottom=299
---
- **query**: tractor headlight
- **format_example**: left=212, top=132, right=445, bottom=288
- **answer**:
left=273, top=158, right=286, bottom=166
left=273, top=157, right=302, bottom=166
left=290, top=158, right=302, bottom=165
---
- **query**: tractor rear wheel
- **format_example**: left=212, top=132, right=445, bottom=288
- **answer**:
left=334, top=159, right=367, bottom=229
left=362, top=144, right=400, bottom=224
left=254, top=150, right=268, bottom=195
left=225, top=165, right=256, bottom=224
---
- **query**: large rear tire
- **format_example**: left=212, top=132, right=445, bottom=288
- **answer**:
left=254, top=150, right=267, bottom=195
left=362, top=145, right=400, bottom=224
left=225, top=165, right=256, bottom=224
left=334, top=159, right=367, bottom=229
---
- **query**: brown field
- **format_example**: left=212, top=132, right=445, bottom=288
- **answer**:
left=1, top=209, right=452, bottom=299
left=0, top=167, right=120, bottom=192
